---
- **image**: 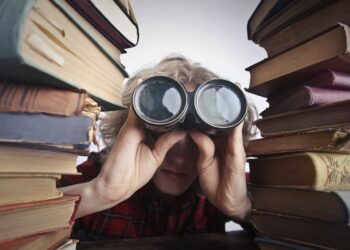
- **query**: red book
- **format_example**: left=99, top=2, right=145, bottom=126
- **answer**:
left=0, top=195, right=79, bottom=243
left=66, top=0, right=139, bottom=51
left=261, top=86, right=350, bottom=117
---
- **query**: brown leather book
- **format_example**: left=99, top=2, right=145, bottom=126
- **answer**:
left=246, top=24, right=350, bottom=98
left=0, top=81, right=86, bottom=116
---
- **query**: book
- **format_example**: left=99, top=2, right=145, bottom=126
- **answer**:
left=0, top=0, right=128, bottom=110
left=0, top=173, right=62, bottom=206
left=0, top=145, right=78, bottom=175
left=250, top=0, right=332, bottom=43
left=0, top=195, right=79, bottom=243
left=0, top=113, right=93, bottom=153
left=66, top=0, right=139, bottom=50
left=259, top=0, right=350, bottom=57
left=250, top=185, right=350, bottom=224
left=255, top=237, right=327, bottom=250
left=0, top=81, right=87, bottom=116
left=246, top=24, right=350, bottom=98
left=51, top=0, right=123, bottom=63
left=247, top=0, right=291, bottom=40
left=267, top=70, right=350, bottom=107
left=252, top=211, right=350, bottom=250
left=260, top=86, right=350, bottom=117
left=247, top=128, right=350, bottom=156
left=248, top=152, right=350, bottom=190
left=0, top=228, right=71, bottom=250
left=255, top=100, right=350, bottom=137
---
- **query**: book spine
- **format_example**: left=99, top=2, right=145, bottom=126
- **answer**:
left=0, top=113, right=92, bottom=146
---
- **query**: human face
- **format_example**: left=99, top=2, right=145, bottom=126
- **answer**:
left=152, top=81, right=199, bottom=196
left=152, top=134, right=199, bottom=196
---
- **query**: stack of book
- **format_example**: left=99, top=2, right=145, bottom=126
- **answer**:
left=0, top=0, right=138, bottom=248
left=246, top=1, right=350, bottom=249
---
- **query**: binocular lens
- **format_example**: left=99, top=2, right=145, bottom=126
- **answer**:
left=133, top=77, right=186, bottom=124
left=195, top=81, right=246, bottom=128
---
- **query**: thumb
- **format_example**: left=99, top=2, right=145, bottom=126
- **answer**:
left=151, top=130, right=187, bottom=166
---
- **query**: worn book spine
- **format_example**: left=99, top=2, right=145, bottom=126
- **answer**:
left=0, top=113, right=93, bottom=148
left=0, top=81, right=86, bottom=116
left=246, top=129, right=350, bottom=156
left=246, top=24, right=350, bottom=98
left=261, top=86, right=350, bottom=117
left=259, top=0, right=350, bottom=57
left=255, top=100, right=350, bottom=137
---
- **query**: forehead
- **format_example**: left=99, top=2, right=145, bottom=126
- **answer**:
left=183, top=82, right=197, bottom=92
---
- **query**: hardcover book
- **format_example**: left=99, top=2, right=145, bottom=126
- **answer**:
left=0, top=228, right=71, bottom=250
left=0, top=145, right=79, bottom=174
left=0, top=173, right=62, bottom=206
left=250, top=185, right=350, bottom=224
left=261, top=86, right=350, bottom=117
left=267, top=70, right=350, bottom=107
left=66, top=0, right=139, bottom=50
left=0, top=0, right=127, bottom=110
left=0, top=113, right=93, bottom=153
left=249, top=152, right=350, bottom=191
left=252, top=211, right=350, bottom=250
left=250, top=0, right=332, bottom=43
left=255, top=100, right=350, bottom=137
left=259, top=0, right=350, bottom=57
left=247, top=128, right=350, bottom=156
left=0, top=195, right=79, bottom=243
left=246, top=24, right=350, bottom=98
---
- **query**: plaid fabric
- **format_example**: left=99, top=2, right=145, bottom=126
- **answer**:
left=60, top=150, right=229, bottom=240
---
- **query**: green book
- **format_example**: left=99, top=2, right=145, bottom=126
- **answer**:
left=0, top=0, right=128, bottom=110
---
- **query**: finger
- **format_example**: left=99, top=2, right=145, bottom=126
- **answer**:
left=189, top=130, right=215, bottom=170
left=117, top=109, right=145, bottom=146
left=151, top=130, right=187, bottom=166
left=227, top=122, right=245, bottom=157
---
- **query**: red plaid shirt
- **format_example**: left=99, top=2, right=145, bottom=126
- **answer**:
left=60, top=150, right=230, bottom=240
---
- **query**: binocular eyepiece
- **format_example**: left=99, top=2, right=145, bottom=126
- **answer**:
left=132, top=76, right=247, bottom=135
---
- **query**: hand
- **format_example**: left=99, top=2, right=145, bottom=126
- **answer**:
left=93, top=109, right=186, bottom=204
left=189, top=123, right=251, bottom=222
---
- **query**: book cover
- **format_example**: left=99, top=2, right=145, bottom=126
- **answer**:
left=261, top=86, right=350, bottom=117
left=250, top=185, right=350, bottom=224
left=267, top=70, right=350, bottom=107
left=246, top=24, right=350, bottom=98
left=260, top=0, right=350, bottom=57
left=0, top=145, right=79, bottom=174
left=0, top=113, right=93, bottom=150
left=0, top=173, right=62, bottom=206
left=0, top=228, right=71, bottom=250
left=247, top=128, right=350, bottom=156
left=252, top=211, right=350, bottom=250
left=0, top=81, right=86, bottom=116
left=249, top=152, right=350, bottom=190
left=0, top=0, right=127, bottom=110
left=0, top=195, right=80, bottom=243
left=251, top=0, right=333, bottom=44
left=255, top=100, right=350, bottom=137
left=66, top=0, right=139, bottom=50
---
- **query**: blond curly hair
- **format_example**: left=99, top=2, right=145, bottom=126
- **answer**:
left=100, top=55, right=257, bottom=149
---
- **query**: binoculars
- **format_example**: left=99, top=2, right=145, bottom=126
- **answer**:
left=132, top=76, right=247, bottom=135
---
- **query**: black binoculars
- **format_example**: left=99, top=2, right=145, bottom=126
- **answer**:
left=132, top=76, right=247, bottom=135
